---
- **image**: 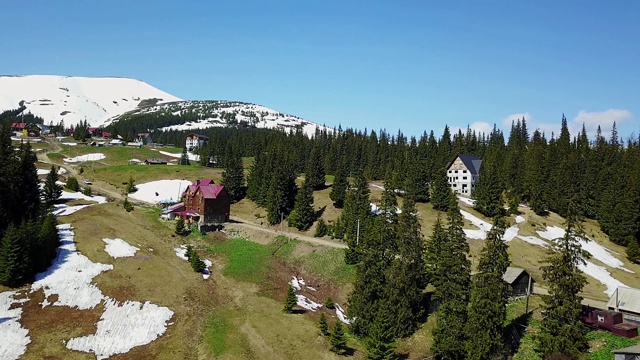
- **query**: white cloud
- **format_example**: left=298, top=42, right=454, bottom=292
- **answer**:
left=450, top=121, right=494, bottom=136
left=573, top=109, right=632, bottom=137
left=502, top=113, right=533, bottom=127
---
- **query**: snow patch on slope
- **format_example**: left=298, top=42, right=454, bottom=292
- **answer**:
left=0, top=291, right=30, bottom=360
left=66, top=298, right=174, bottom=360
left=103, top=238, right=139, bottom=258
left=129, top=179, right=192, bottom=204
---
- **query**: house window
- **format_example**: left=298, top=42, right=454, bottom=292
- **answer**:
left=597, top=315, right=605, bottom=322
left=463, top=170, right=467, bottom=173
left=452, top=184, right=457, bottom=187
left=455, top=170, right=458, bottom=173
left=448, top=170, right=452, bottom=174
left=463, top=177, right=467, bottom=180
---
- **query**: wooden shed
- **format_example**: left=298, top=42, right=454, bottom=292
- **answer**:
left=502, top=267, right=534, bottom=298
left=613, top=344, right=640, bottom=360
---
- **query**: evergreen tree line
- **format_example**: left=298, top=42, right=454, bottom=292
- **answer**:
left=112, top=113, right=640, bottom=259
left=0, top=124, right=61, bottom=286
left=0, top=106, right=45, bottom=126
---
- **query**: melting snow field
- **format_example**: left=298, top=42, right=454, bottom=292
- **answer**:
left=159, top=150, right=200, bottom=162
left=129, top=179, right=192, bottom=204
left=458, top=207, right=631, bottom=296
left=51, top=190, right=108, bottom=217
left=63, top=153, right=106, bottom=162
left=0, top=292, right=30, bottom=360
left=32, top=224, right=113, bottom=310
left=66, top=298, right=174, bottom=360
left=458, top=196, right=476, bottom=206
left=37, top=167, right=67, bottom=175
left=537, top=226, right=633, bottom=273
left=103, top=238, right=140, bottom=258
left=28, top=224, right=174, bottom=358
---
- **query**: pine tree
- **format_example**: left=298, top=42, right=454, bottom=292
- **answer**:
left=340, top=170, right=371, bottom=264
left=314, top=218, right=328, bottom=237
left=288, top=181, right=315, bottom=231
left=38, top=213, right=59, bottom=272
left=330, top=160, right=348, bottom=208
left=42, top=166, right=63, bottom=205
left=180, top=147, right=190, bottom=165
left=305, top=143, right=326, bottom=190
left=329, top=321, right=348, bottom=355
left=425, top=215, right=446, bottom=286
left=627, top=239, right=640, bottom=264
left=318, top=312, right=330, bottom=336
left=221, top=145, right=245, bottom=202
left=465, top=216, right=510, bottom=360
left=0, top=224, right=31, bottom=286
left=125, top=175, right=137, bottom=194
left=65, top=176, right=80, bottom=192
left=175, top=217, right=185, bottom=235
left=283, top=284, right=297, bottom=313
left=365, top=305, right=397, bottom=360
left=536, top=202, right=588, bottom=358
left=524, top=129, right=548, bottom=214
left=431, top=168, right=453, bottom=212
left=473, top=158, right=504, bottom=218
left=190, top=251, right=206, bottom=273
left=348, top=217, right=394, bottom=336
left=246, top=152, right=268, bottom=205
left=385, top=193, right=426, bottom=338
left=431, top=199, right=471, bottom=360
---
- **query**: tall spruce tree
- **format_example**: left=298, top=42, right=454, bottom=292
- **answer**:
left=340, top=170, right=372, bottom=264
left=0, top=224, right=31, bottom=286
left=348, top=216, right=394, bottom=336
left=431, top=167, right=453, bottom=212
left=288, top=181, right=315, bottom=231
left=365, top=304, right=397, bottom=360
left=330, top=160, right=348, bottom=208
left=465, top=216, right=510, bottom=360
left=221, top=145, right=245, bottom=202
left=43, top=165, right=63, bottom=205
left=305, top=143, right=326, bottom=190
left=524, top=130, right=548, bottom=214
left=431, top=198, right=471, bottom=360
left=385, top=193, right=427, bottom=338
left=179, top=147, right=190, bottom=165
left=536, top=202, right=589, bottom=358
left=425, top=215, right=446, bottom=287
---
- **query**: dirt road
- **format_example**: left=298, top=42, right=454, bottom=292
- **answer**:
left=228, top=216, right=347, bottom=249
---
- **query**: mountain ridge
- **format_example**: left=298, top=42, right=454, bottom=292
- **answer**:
left=0, top=75, right=330, bottom=136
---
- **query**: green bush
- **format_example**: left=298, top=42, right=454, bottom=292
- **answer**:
left=123, top=198, right=134, bottom=212
left=82, top=186, right=92, bottom=196
left=314, top=218, right=328, bottom=237
left=65, top=176, right=79, bottom=192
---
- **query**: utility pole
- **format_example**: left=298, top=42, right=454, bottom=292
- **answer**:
left=525, top=274, right=532, bottom=314
left=356, top=219, right=360, bottom=246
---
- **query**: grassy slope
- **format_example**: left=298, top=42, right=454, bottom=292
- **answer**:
left=203, top=236, right=359, bottom=359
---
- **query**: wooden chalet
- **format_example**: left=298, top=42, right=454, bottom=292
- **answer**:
left=179, top=179, right=230, bottom=230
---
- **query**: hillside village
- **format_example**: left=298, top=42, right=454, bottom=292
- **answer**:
left=0, top=83, right=639, bottom=360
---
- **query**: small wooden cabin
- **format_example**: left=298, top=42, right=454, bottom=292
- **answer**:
left=502, top=267, right=534, bottom=297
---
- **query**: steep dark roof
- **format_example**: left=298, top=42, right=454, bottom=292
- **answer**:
left=613, top=344, right=640, bottom=354
left=447, top=153, right=482, bottom=175
left=502, top=267, right=530, bottom=285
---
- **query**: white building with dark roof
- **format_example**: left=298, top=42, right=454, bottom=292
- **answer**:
left=446, top=153, right=482, bottom=195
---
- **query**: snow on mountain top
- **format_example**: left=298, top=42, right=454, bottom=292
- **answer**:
left=107, top=100, right=332, bottom=137
left=0, top=75, right=182, bottom=128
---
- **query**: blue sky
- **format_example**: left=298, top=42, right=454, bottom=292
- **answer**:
left=2, top=0, right=639, bottom=139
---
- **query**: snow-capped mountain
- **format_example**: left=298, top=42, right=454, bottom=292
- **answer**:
left=0, top=75, right=182, bottom=127
left=106, top=100, right=332, bottom=137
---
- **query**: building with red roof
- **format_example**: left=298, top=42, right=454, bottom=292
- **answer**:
left=180, top=179, right=230, bottom=228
